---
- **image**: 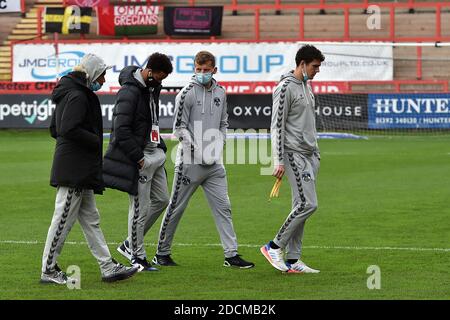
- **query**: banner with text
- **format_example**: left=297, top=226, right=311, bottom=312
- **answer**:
left=0, top=81, right=347, bottom=95
left=13, top=42, right=393, bottom=86
left=0, top=0, right=23, bottom=13
left=0, top=93, right=369, bottom=130
left=164, top=6, right=223, bottom=36
left=97, top=5, right=159, bottom=36
left=368, top=93, right=450, bottom=129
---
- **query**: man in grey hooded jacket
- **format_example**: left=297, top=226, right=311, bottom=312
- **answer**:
left=41, top=53, right=138, bottom=285
left=261, top=45, right=325, bottom=273
left=153, top=51, right=254, bottom=269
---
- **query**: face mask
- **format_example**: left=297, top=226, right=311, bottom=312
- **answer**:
left=301, top=67, right=309, bottom=82
left=195, top=72, right=213, bottom=85
left=146, top=77, right=161, bottom=88
left=90, top=81, right=101, bottom=92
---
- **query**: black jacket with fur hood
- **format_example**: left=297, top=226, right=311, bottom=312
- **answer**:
left=103, top=66, right=167, bottom=196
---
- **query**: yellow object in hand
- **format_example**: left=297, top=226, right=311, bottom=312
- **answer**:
left=269, top=178, right=282, bottom=199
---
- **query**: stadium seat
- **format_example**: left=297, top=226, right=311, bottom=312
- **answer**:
left=1, top=0, right=450, bottom=89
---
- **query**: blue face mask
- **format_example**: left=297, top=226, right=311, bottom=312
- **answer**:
left=90, top=81, right=102, bottom=92
left=302, top=68, right=309, bottom=82
left=195, top=72, right=213, bottom=85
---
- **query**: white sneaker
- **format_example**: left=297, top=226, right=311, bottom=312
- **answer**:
left=287, top=260, right=320, bottom=273
left=260, top=243, right=289, bottom=272
left=40, top=270, right=76, bottom=285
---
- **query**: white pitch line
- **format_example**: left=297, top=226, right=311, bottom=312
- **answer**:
left=0, top=240, right=449, bottom=253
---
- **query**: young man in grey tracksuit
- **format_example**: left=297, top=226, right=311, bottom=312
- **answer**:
left=152, top=51, right=254, bottom=269
left=261, top=45, right=325, bottom=273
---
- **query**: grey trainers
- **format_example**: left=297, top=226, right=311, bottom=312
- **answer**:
left=102, top=262, right=138, bottom=283
left=40, top=270, right=76, bottom=285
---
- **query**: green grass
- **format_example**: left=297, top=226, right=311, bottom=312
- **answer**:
left=0, top=130, right=449, bottom=300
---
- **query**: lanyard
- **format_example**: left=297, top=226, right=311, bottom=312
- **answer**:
left=149, top=89, right=159, bottom=125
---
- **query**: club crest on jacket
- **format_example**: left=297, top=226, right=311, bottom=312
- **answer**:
left=302, top=172, right=312, bottom=182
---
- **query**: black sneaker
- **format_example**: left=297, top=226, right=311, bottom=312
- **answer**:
left=152, top=254, right=178, bottom=266
left=224, top=255, right=255, bottom=269
left=117, top=240, right=132, bottom=261
left=131, top=257, right=159, bottom=272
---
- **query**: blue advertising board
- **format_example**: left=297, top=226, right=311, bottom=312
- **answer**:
left=368, top=93, right=450, bottom=129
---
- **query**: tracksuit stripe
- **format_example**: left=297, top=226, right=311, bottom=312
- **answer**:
left=175, top=84, right=193, bottom=128
left=157, top=151, right=184, bottom=253
left=131, top=195, right=139, bottom=258
left=276, top=80, right=290, bottom=164
left=45, top=188, right=75, bottom=272
left=276, top=153, right=306, bottom=241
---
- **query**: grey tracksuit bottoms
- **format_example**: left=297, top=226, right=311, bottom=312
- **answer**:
left=273, top=151, right=320, bottom=260
left=156, top=163, right=238, bottom=258
left=41, top=187, right=115, bottom=274
left=128, top=147, right=169, bottom=260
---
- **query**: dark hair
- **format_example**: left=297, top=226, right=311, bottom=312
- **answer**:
left=295, top=45, right=325, bottom=66
left=146, top=52, right=173, bottom=74
left=195, top=51, right=216, bottom=67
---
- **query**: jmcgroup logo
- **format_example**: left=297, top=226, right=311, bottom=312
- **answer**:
left=0, top=99, right=56, bottom=124
left=18, top=51, right=85, bottom=81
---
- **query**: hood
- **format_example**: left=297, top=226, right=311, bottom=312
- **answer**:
left=118, top=66, right=145, bottom=88
left=73, top=53, right=112, bottom=85
left=51, top=71, right=89, bottom=103
left=118, top=66, right=163, bottom=92
left=279, top=70, right=303, bottom=84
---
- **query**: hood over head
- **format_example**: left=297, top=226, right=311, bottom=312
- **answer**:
left=73, top=53, right=112, bottom=85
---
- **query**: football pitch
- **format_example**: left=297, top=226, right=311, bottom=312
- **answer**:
left=0, top=130, right=449, bottom=300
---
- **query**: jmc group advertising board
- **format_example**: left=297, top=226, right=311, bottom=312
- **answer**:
left=13, top=42, right=393, bottom=89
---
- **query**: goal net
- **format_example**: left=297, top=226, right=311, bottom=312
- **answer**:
left=314, top=42, right=450, bottom=137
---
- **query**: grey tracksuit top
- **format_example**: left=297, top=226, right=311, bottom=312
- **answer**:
left=271, top=71, right=319, bottom=166
left=173, top=76, right=228, bottom=165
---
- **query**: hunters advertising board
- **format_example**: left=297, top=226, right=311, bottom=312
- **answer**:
left=13, top=42, right=393, bottom=88
left=368, top=93, right=450, bottom=129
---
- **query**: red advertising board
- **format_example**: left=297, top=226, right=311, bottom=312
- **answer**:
left=0, top=81, right=347, bottom=95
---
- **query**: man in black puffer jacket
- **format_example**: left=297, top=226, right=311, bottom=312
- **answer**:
left=41, top=53, right=138, bottom=285
left=103, top=53, right=173, bottom=272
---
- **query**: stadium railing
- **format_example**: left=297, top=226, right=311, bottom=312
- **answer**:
left=4, top=1, right=450, bottom=89
left=38, top=1, right=450, bottom=42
